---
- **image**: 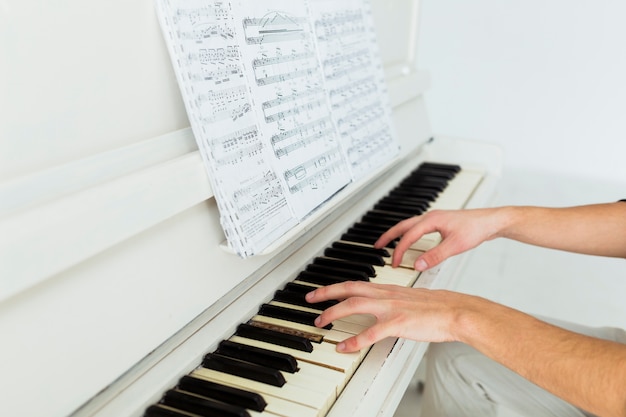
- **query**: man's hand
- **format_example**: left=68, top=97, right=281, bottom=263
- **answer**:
left=374, top=208, right=506, bottom=271
left=305, top=281, right=485, bottom=352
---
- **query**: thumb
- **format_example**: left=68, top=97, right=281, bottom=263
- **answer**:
left=414, top=240, right=457, bottom=271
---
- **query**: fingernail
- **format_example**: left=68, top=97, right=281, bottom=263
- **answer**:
left=314, top=316, right=321, bottom=326
left=305, top=290, right=315, bottom=301
left=336, top=342, right=345, bottom=352
left=415, top=259, right=428, bottom=271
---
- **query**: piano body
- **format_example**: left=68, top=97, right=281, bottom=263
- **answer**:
left=0, top=1, right=501, bottom=416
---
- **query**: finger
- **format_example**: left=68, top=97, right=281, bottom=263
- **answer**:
left=413, top=236, right=464, bottom=271
left=391, top=219, right=442, bottom=267
left=313, top=293, right=391, bottom=328
left=335, top=323, right=394, bottom=353
left=373, top=216, right=421, bottom=249
left=306, top=281, right=390, bottom=304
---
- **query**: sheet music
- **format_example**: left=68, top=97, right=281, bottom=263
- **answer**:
left=156, top=0, right=399, bottom=257
left=155, top=0, right=298, bottom=257
left=308, top=0, right=399, bottom=179
left=232, top=0, right=352, bottom=219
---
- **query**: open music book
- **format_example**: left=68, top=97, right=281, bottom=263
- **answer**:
left=156, top=0, right=399, bottom=257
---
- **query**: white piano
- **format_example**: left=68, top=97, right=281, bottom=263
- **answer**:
left=0, top=1, right=501, bottom=416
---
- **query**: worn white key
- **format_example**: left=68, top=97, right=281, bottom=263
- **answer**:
left=250, top=314, right=354, bottom=344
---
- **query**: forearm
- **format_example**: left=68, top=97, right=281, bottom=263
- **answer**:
left=456, top=298, right=626, bottom=417
left=493, top=202, right=626, bottom=257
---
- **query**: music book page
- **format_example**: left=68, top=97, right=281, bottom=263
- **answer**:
left=156, top=0, right=399, bottom=257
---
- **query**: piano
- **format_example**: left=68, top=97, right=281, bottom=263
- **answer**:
left=0, top=1, right=502, bottom=416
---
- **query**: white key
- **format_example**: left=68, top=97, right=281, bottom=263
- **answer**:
left=267, top=301, right=370, bottom=333
left=229, top=335, right=364, bottom=374
left=428, top=169, right=483, bottom=210
left=384, top=248, right=424, bottom=270
left=250, top=314, right=354, bottom=344
left=190, top=370, right=322, bottom=417
left=371, top=264, right=418, bottom=287
left=332, top=240, right=421, bottom=284
left=409, top=232, right=442, bottom=251
left=192, top=367, right=331, bottom=413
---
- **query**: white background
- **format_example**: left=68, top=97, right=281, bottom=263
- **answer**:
left=417, top=0, right=626, bottom=182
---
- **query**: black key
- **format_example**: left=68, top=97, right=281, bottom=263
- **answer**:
left=273, top=289, right=338, bottom=311
left=350, top=222, right=391, bottom=234
left=283, top=281, right=318, bottom=294
left=258, top=303, right=332, bottom=330
left=296, top=270, right=351, bottom=286
left=389, top=188, right=439, bottom=200
left=378, top=195, right=432, bottom=207
left=161, top=389, right=250, bottom=417
left=412, top=167, right=457, bottom=179
left=202, top=353, right=286, bottom=387
left=346, top=227, right=381, bottom=237
left=177, top=375, right=266, bottom=412
left=360, top=214, right=401, bottom=228
left=235, top=323, right=314, bottom=352
left=419, top=162, right=461, bottom=173
left=312, top=257, right=375, bottom=277
left=399, top=178, right=447, bottom=191
left=324, top=247, right=385, bottom=266
left=364, top=210, right=407, bottom=223
left=144, top=405, right=191, bottom=417
left=344, top=227, right=385, bottom=241
left=305, top=264, right=370, bottom=281
left=216, top=340, right=298, bottom=373
left=373, top=202, right=426, bottom=216
left=340, top=232, right=379, bottom=247
left=332, top=241, right=390, bottom=258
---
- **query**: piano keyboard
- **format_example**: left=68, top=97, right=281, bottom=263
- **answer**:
left=143, top=162, right=483, bottom=417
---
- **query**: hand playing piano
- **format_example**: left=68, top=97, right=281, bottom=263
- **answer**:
left=306, top=281, right=484, bottom=353
left=373, top=208, right=505, bottom=271
left=376, top=202, right=626, bottom=271
left=310, top=202, right=626, bottom=417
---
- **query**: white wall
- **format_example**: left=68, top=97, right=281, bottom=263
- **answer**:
left=418, top=0, right=626, bottom=182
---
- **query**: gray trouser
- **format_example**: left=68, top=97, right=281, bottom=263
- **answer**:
left=420, top=318, right=626, bottom=417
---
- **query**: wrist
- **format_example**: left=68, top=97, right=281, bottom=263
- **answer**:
left=450, top=294, right=507, bottom=346
left=491, top=206, right=523, bottom=240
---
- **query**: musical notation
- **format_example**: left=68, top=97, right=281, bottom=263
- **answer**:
left=274, top=123, right=335, bottom=159
left=314, top=9, right=365, bottom=41
left=235, top=0, right=352, bottom=220
left=309, top=0, right=399, bottom=179
left=156, top=0, right=399, bottom=256
left=177, top=24, right=235, bottom=42
left=270, top=117, right=331, bottom=145
left=284, top=149, right=346, bottom=193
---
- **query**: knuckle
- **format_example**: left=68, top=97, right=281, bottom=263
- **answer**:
left=343, top=280, right=362, bottom=292
left=344, top=296, right=364, bottom=309
left=361, top=326, right=380, bottom=345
